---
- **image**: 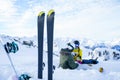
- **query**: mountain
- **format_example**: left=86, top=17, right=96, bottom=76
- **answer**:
left=1, top=34, right=120, bottom=52
left=0, top=34, right=120, bottom=60
left=53, top=37, right=120, bottom=52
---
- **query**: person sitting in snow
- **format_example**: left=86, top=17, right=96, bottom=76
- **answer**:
left=67, top=40, right=82, bottom=63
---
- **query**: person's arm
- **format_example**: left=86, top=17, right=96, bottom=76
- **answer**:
left=67, top=43, right=74, bottom=51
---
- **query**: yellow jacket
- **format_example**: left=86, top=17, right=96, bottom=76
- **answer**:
left=73, top=48, right=82, bottom=61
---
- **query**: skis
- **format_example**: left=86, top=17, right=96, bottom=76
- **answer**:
left=37, top=11, right=45, bottom=79
left=47, top=10, right=55, bottom=80
left=37, top=10, right=55, bottom=80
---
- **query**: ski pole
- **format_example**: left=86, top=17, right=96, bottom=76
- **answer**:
left=0, top=37, right=18, bottom=77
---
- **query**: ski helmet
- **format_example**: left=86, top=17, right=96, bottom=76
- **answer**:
left=74, top=40, right=80, bottom=45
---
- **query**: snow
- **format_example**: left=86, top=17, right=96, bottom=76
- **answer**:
left=0, top=35, right=120, bottom=80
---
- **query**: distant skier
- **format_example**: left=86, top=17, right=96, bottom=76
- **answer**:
left=67, top=40, right=82, bottom=63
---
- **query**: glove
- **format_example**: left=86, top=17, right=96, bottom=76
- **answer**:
left=67, top=43, right=71, bottom=46
left=71, top=52, right=77, bottom=56
left=79, top=56, right=81, bottom=59
left=19, top=74, right=31, bottom=80
left=4, top=42, right=12, bottom=53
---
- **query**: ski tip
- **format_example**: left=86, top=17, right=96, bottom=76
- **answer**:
left=38, top=11, right=45, bottom=16
left=47, top=9, right=55, bottom=16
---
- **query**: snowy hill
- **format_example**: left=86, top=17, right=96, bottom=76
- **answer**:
left=1, top=34, right=120, bottom=53
left=0, top=34, right=120, bottom=80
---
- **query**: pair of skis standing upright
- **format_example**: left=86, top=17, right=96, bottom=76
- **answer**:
left=38, top=9, right=55, bottom=80
left=0, top=9, right=55, bottom=80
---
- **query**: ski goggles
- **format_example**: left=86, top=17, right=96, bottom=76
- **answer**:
left=75, top=44, right=79, bottom=47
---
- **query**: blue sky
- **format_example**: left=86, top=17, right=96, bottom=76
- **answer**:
left=0, top=0, right=120, bottom=41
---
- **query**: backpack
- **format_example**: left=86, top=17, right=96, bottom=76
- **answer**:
left=59, top=48, right=78, bottom=69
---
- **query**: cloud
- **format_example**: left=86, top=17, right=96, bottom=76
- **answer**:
left=0, top=0, right=17, bottom=22
left=52, top=0, right=120, bottom=40
left=4, top=9, right=37, bottom=37
left=0, top=0, right=120, bottom=40
left=0, top=0, right=37, bottom=37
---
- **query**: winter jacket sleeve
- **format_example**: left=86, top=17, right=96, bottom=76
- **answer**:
left=67, top=43, right=74, bottom=51
left=73, top=48, right=82, bottom=61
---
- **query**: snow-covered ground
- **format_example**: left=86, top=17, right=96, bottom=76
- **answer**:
left=0, top=35, right=120, bottom=80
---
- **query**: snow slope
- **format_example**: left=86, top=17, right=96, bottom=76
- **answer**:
left=0, top=35, right=120, bottom=80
